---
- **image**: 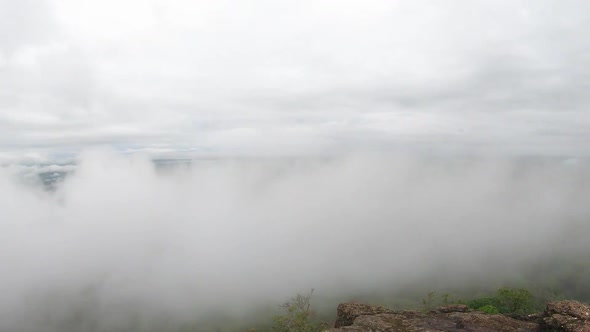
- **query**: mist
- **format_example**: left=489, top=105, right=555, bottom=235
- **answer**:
left=0, top=150, right=589, bottom=331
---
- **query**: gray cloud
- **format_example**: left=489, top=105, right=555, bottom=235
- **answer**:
left=0, top=0, right=57, bottom=55
left=1, top=0, right=589, bottom=160
left=0, top=152, right=589, bottom=331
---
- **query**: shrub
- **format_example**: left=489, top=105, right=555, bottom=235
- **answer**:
left=273, top=289, right=326, bottom=332
left=495, top=287, right=534, bottom=315
left=422, top=291, right=437, bottom=311
left=477, top=305, right=500, bottom=314
left=468, top=296, right=497, bottom=310
left=468, top=288, right=534, bottom=315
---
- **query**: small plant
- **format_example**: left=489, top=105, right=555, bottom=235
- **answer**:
left=273, top=289, right=326, bottom=332
left=422, top=291, right=436, bottom=311
left=468, top=296, right=497, bottom=310
left=477, top=305, right=500, bottom=314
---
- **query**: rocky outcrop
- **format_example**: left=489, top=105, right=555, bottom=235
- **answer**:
left=334, top=303, right=396, bottom=328
left=541, top=300, right=590, bottom=332
left=328, top=300, right=590, bottom=332
left=435, top=304, right=470, bottom=313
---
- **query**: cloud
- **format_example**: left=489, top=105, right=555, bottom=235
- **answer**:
left=1, top=0, right=589, bottom=160
left=0, top=151, right=589, bottom=330
left=0, top=0, right=57, bottom=55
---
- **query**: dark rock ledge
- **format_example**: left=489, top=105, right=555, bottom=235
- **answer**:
left=326, top=300, right=590, bottom=332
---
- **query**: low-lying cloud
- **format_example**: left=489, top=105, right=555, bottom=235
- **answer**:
left=0, top=151, right=588, bottom=330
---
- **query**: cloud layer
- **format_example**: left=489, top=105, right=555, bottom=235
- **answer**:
left=1, top=151, right=589, bottom=330
left=1, top=0, right=589, bottom=161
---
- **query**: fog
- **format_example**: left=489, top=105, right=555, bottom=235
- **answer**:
left=0, top=150, right=588, bottom=330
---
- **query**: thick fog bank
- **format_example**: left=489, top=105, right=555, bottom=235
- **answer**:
left=0, top=151, right=589, bottom=330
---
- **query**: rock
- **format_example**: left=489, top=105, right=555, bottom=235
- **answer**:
left=447, top=312, right=540, bottom=332
left=329, top=302, right=539, bottom=332
left=435, top=304, right=469, bottom=313
left=541, top=300, right=590, bottom=332
left=333, top=303, right=395, bottom=328
left=329, top=300, right=590, bottom=332
left=348, top=313, right=410, bottom=331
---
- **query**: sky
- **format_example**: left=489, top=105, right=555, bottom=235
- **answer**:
left=1, top=0, right=589, bottom=163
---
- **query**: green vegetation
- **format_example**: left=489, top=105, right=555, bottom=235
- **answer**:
left=477, top=304, right=500, bottom=314
left=467, top=288, right=534, bottom=315
left=495, top=287, right=534, bottom=314
left=421, top=291, right=437, bottom=311
left=415, top=287, right=536, bottom=314
left=467, top=296, right=497, bottom=310
left=272, top=289, right=327, bottom=332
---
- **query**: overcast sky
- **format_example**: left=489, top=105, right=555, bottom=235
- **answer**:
left=1, top=0, right=589, bottom=163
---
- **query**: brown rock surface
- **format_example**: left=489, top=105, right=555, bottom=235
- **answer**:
left=334, top=303, right=396, bottom=328
left=329, top=303, right=538, bottom=332
left=541, top=300, right=590, bottom=332
left=327, top=300, right=590, bottom=332
left=435, top=304, right=470, bottom=313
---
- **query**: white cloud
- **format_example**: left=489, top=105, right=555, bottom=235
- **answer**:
left=0, top=151, right=589, bottom=330
left=1, top=0, right=589, bottom=161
